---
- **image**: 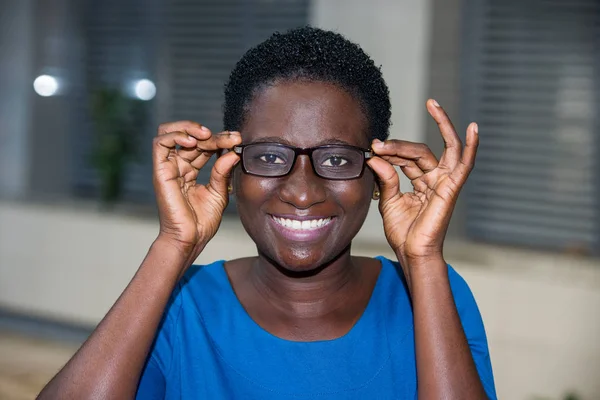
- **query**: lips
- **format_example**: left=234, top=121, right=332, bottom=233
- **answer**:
left=268, top=214, right=335, bottom=241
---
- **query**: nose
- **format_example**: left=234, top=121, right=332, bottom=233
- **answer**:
left=278, top=155, right=326, bottom=209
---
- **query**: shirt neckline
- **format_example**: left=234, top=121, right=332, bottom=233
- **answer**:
left=216, top=256, right=388, bottom=345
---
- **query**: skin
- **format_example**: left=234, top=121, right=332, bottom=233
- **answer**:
left=38, top=80, right=486, bottom=399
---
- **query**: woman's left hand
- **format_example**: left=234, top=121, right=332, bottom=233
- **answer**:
left=367, top=99, right=478, bottom=272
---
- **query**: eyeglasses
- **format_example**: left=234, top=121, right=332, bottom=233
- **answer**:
left=232, top=142, right=373, bottom=180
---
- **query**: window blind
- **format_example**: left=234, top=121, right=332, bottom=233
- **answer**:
left=461, top=0, right=600, bottom=254
left=72, top=0, right=309, bottom=204
left=72, top=0, right=161, bottom=201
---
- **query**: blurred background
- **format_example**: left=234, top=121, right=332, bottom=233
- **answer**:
left=0, top=0, right=598, bottom=399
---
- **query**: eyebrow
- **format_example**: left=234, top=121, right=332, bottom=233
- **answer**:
left=244, top=136, right=355, bottom=147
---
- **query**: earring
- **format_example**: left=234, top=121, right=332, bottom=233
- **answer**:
left=227, top=184, right=233, bottom=194
left=373, top=190, right=380, bottom=200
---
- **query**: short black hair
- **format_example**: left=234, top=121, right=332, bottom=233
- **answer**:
left=223, top=26, right=391, bottom=142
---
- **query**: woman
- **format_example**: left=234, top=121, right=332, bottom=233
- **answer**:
left=39, top=27, right=496, bottom=399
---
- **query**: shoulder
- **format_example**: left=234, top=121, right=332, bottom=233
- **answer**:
left=141, top=260, right=230, bottom=380
left=376, top=256, right=482, bottom=325
left=377, top=256, right=476, bottom=299
left=377, top=257, right=489, bottom=351
left=174, top=259, right=230, bottom=308
left=158, top=260, right=229, bottom=326
left=180, top=260, right=228, bottom=291
left=446, top=264, right=482, bottom=317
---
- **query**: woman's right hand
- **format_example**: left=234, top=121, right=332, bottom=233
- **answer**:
left=152, top=121, right=242, bottom=262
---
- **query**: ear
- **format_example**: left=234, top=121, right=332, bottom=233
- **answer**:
left=229, top=161, right=242, bottom=197
left=372, top=182, right=380, bottom=200
left=228, top=170, right=235, bottom=196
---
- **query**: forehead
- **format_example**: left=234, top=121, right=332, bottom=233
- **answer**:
left=241, top=80, right=370, bottom=148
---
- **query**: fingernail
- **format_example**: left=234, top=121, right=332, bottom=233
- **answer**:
left=229, top=131, right=241, bottom=136
left=473, top=123, right=478, bottom=134
left=201, top=126, right=210, bottom=132
left=432, top=99, right=440, bottom=107
left=372, top=141, right=384, bottom=149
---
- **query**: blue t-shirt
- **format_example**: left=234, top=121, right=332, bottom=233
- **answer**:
left=136, top=256, right=496, bottom=399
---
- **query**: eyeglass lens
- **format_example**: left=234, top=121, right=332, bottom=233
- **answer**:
left=242, top=144, right=366, bottom=179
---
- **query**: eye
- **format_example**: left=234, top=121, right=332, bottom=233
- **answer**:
left=321, top=155, right=348, bottom=167
left=258, top=153, right=286, bottom=164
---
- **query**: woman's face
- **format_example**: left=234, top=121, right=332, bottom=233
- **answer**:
left=234, top=80, right=375, bottom=272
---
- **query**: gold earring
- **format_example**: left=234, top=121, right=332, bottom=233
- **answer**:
left=373, top=190, right=380, bottom=200
left=227, top=184, right=233, bottom=194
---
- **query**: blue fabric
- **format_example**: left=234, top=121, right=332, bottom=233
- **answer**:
left=136, top=257, right=496, bottom=399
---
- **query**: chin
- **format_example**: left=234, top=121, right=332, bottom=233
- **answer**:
left=263, top=243, right=348, bottom=277
left=282, top=248, right=324, bottom=269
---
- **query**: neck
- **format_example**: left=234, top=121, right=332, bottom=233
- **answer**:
left=250, top=247, right=361, bottom=320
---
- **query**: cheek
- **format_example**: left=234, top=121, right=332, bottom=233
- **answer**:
left=233, top=171, right=275, bottom=215
left=330, top=174, right=375, bottom=216
left=237, top=175, right=274, bottom=196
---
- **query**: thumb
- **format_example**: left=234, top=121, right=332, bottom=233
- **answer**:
left=208, top=151, right=240, bottom=199
left=367, top=156, right=402, bottom=204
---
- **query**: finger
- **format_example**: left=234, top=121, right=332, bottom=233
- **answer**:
left=371, top=139, right=438, bottom=172
left=190, top=150, right=215, bottom=170
left=175, top=130, right=241, bottom=168
left=177, top=153, right=204, bottom=183
left=195, top=131, right=242, bottom=152
left=449, top=122, right=479, bottom=186
left=207, top=151, right=240, bottom=198
left=379, top=155, right=426, bottom=181
left=177, top=146, right=205, bottom=163
left=366, top=156, right=402, bottom=203
left=153, top=132, right=198, bottom=165
left=158, top=120, right=211, bottom=141
left=426, top=99, right=462, bottom=169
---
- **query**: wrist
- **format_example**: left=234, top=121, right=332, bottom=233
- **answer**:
left=403, top=253, right=445, bottom=268
left=395, top=251, right=447, bottom=290
left=395, top=247, right=445, bottom=268
left=150, top=236, right=204, bottom=273
left=155, top=233, right=204, bottom=258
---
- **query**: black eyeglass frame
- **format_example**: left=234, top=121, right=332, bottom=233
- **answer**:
left=232, top=143, right=374, bottom=180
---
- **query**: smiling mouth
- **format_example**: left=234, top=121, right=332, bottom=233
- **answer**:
left=271, top=215, right=333, bottom=231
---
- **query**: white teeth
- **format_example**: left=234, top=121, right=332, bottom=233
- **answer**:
left=273, top=216, right=332, bottom=231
